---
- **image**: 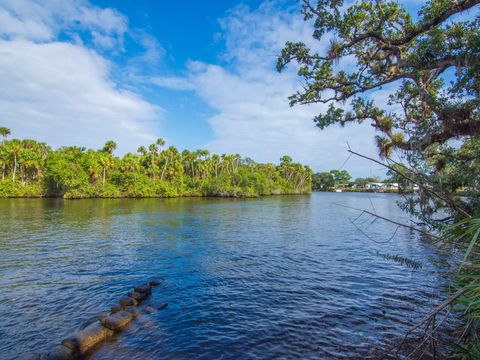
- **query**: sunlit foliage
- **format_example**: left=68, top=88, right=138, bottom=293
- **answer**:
left=0, top=131, right=312, bottom=199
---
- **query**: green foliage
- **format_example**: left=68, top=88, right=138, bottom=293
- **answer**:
left=440, top=217, right=480, bottom=359
left=353, top=177, right=381, bottom=187
left=312, top=171, right=334, bottom=191
left=0, top=132, right=312, bottom=199
left=329, top=169, right=351, bottom=185
left=278, top=0, right=480, bottom=156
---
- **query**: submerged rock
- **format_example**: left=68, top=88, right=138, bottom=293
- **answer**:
left=99, top=311, right=133, bottom=331
left=61, top=322, right=113, bottom=354
left=143, top=306, right=156, bottom=314
left=20, top=280, right=165, bottom=359
left=134, top=284, right=152, bottom=294
left=148, top=279, right=162, bottom=286
left=124, top=306, right=141, bottom=318
left=119, top=296, right=138, bottom=307
left=46, top=345, right=73, bottom=360
left=128, top=291, right=147, bottom=302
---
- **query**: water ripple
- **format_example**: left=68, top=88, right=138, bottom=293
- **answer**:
left=0, top=194, right=452, bottom=359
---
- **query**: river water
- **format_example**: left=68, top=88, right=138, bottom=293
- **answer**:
left=0, top=193, right=450, bottom=359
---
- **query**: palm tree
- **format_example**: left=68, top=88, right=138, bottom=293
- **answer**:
left=0, top=127, right=10, bottom=146
left=8, top=139, right=21, bottom=183
left=0, top=147, right=7, bottom=181
left=156, top=138, right=165, bottom=148
left=0, top=127, right=10, bottom=180
left=211, top=154, right=220, bottom=178
left=99, top=153, right=114, bottom=187
left=137, top=146, right=147, bottom=156
left=148, top=143, right=159, bottom=182
left=102, top=140, right=117, bottom=154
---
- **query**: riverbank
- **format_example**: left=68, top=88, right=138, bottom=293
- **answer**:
left=0, top=137, right=313, bottom=200
left=0, top=180, right=310, bottom=199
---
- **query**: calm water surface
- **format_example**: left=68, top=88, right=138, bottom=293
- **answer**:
left=0, top=193, right=449, bottom=359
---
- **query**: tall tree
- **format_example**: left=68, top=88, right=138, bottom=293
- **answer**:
left=8, top=139, right=21, bottom=183
left=277, top=0, right=480, bottom=157
left=0, top=127, right=10, bottom=180
left=102, top=140, right=117, bottom=154
left=0, top=127, right=10, bottom=146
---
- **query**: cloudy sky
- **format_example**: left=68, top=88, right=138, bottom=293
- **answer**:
left=0, top=0, right=430, bottom=177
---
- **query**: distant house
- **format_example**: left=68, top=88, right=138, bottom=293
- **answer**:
left=365, top=182, right=383, bottom=190
left=382, top=183, right=399, bottom=190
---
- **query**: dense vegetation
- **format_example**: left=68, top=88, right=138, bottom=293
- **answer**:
left=279, top=0, right=480, bottom=357
left=0, top=128, right=312, bottom=199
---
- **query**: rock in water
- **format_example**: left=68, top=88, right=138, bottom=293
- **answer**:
left=119, top=296, right=138, bottom=307
left=149, top=279, right=162, bottom=286
left=143, top=306, right=156, bottom=314
left=124, top=306, right=141, bottom=318
left=158, top=303, right=168, bottom=310
left=134, top=284, right=152, bottom=294
left=99, top=311, right=134, bottom=331
left=128, top=291, right=147, bottom=302
left=110, top=304, right=121, bottom=314
left=45, top=345, right=73, bottom=360
left=61, top=322, right=113, bottom=354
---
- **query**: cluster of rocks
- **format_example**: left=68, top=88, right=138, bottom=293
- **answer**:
left=21, top=280, right=166, bottom=360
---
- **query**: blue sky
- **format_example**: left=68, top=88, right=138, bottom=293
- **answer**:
left=0, top=0, right=457, bottom=177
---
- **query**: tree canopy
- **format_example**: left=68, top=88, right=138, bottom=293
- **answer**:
left=0, top=128, right=312, bottom=199
left=277, top=0, right=480, bottom=157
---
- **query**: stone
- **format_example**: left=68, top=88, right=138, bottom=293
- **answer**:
left=143, top=306, right=156, bottom=314
left=148, top=279, right=162, bottom=286
left=128, top=291, right=146, bottom=302
left=99, top=311, right=133, bottom=331
left=61, top=322, right=113, bottom=354
left=124, top=306, right=141, bottom=318
left=46, top=345, right=73, bottom=360
left=134, top=284, right=152, bottom=294
left=119, top=296, right=138, bottom=307
left=110, top=304, right=121, bottom=314
left=158, top=303, right=168, bottom=310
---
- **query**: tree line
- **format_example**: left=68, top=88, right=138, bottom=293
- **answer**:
left=0, top=127, right=312, bottom=198
left=312, top=169, right=396, bottom=191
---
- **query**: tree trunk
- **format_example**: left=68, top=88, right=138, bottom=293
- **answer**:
left=160, top=157, right=168, bottom=182
left=151, top=154, right=155, bottom=183
left=12, top=154, right=17, bottom=182
left=102, top=166, right=106, bottom=187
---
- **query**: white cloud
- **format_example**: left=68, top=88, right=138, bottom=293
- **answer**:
left=0, top=0, right=127, bottom=49
left=0, top=39, right=160, bottom=152
left=178, top=2, right=382, bottom=176
left=0, top=0, right=162, bottom=153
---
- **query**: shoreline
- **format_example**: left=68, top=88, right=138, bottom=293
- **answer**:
left=0, top=191, right=312, bottom=200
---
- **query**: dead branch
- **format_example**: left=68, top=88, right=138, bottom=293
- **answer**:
left=333, top=202, right=440, bottom=239
left=347, top=149, right=471, bottom=218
